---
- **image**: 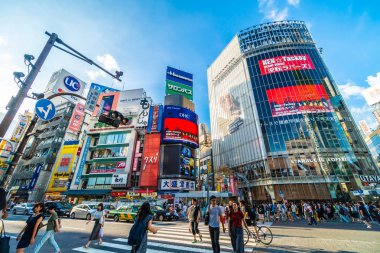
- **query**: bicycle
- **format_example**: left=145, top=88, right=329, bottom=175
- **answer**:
left=244, top=225, right=273, bottom=246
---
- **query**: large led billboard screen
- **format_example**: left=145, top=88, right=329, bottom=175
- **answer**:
left=266, top=84, right=333, bottom=117
left=140, top=133, right=161, bottom=187
left=161, top=145, right=181, bottom=176
left=180, top=146, right=195, bottom=177
left=162, top=105, right=199, bottom=148
left=259, top=54, right=315, bottom=75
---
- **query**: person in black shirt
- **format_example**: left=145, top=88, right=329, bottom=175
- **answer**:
left=358, top=202, right=371, bottom=229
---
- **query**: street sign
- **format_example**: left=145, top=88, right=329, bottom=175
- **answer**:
left=35, top=99, right=56, bottom=121
left=357, top=189, right=364, bottom=194
left=279, top=190, right=284, bottom=198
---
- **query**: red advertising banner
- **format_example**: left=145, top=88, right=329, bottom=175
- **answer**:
left=68, top=102, right=85, bottom=133
left=259, top=54, right=315, bottom=75
left=139, top=133, right=161, bottom=187
left=162, top=118, right=199, bottom=147
left=266, top=84, right=333, bottom=117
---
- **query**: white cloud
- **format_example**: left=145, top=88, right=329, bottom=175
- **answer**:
left=258, top=0, right=289, bottom=21
left=349, top=105, right=371, bottom=114
left=338, top=82, right=366, bottom=99
left=0, top=36, right=7, bottom=46
left=86, top=54, right=119, bottom=81
left=287, top=0, right=300, bottom=7
left=366, top=72, right=380, bottom=87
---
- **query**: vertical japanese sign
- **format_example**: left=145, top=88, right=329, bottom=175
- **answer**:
left=136, top=97, right=152, bottom=128
left=140, top=133, right=161, bottom=187
left=147, top=105, right=163, bottom=133
left=28, top=163, right=43, bottom=190
left=74, top=137, right=91, bottom=185
left=68, top=102, right=85, bottom=133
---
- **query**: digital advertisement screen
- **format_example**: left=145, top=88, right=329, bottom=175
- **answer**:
left=259, top=54, right=315, bottom=75
left=99, top=95, right=115, bottom=114
left=180, top=146, right=195, bottom=177
left=161, top=145, right=181, bottom=176
left=266, top=84, right=333, bottom=117
left=162, top=106, right=199, bottom=148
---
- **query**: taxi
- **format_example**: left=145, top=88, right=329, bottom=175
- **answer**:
left=109, top=205, right=139, bottom=222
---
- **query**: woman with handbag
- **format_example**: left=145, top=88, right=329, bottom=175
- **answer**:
left=84, top=203, right=105, bottom=248
left=128, top=202, right=158, bottom=253
left=16, top=202, right=45, bottom=253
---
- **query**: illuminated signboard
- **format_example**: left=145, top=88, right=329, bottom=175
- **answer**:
left=139, top=133, right=161, bottom=187
left=147, top=105, right=163, bottom=133
left=180, top=146, right=195, bottom=177
left=259, top=54, right=315, bottom=75
left=162, top=105, right=199, bottom=148
left=166, top=66, right=193, bottom=87
left=165, top=80, right=193, bottom=100
left=86, top=83, right=119, bottom=112
left=266, top=84, right=333, bottom=117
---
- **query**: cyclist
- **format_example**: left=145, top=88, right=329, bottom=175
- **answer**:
left=239, top=200, right=259, bottom=239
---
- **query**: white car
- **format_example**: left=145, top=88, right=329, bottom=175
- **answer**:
left=70, top=204, right=97, bottom=220
left=12, top=203, right=34, bottom=215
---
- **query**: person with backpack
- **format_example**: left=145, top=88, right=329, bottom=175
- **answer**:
left=358, top=201, right=372, bottom=229
left=258, top=203, right=265, bottom=223
left=187, top=199, right=202, bottom=243
left=128, top=202, right=158, bottom=253
left=33, top=205, right=61, bottom=253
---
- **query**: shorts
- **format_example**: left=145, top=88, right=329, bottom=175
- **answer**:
left=221, top=216, right=226, bottom=224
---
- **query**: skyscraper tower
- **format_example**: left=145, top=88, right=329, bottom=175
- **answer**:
left=208, top=20, right=379, bottom=202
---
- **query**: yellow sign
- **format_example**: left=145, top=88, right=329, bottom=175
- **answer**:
left=47, top=142, right=79, bottom=192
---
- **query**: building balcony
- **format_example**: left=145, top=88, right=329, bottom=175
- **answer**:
left=12, top=170, right=34, bottom=180
left=38, top=129, right=66, bottom=139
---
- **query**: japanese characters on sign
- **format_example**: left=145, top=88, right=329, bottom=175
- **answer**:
left=259, top=54, right=315, bottom=75
left=159, top=179, right=196, bottom=191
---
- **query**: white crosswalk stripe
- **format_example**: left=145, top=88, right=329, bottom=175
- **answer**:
left=72, top=223, right=268, bottom=252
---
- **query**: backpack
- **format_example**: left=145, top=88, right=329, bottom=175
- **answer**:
left=192, top=206, right=200, bottom=221
left=245, top=206, right=256, bottom=225
left=128, top=214, right=152, bottom=247
left=258, top=205, right=265, bottom=214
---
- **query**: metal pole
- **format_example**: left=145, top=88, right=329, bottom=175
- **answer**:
left=0, top=33, right=58, bottom=137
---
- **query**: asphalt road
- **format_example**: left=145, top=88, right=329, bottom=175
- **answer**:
left=2, top=213, right=380, bottom=253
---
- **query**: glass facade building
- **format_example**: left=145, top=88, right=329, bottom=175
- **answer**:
left=208, top=20, right=380, bottom=201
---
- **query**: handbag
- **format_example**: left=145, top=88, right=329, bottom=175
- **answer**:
left=0, top=220, right=10, bottom=253
left=204, top=206, right=210, bottom=226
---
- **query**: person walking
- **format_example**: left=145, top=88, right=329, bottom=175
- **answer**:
left=84, top=203, right=105, bottom=248
left=16, top=203, right=45, bottom=253
left=33, top=205, right=61, bottom=253
left=358, top=202, right=372, bottom=229
left=187, top=199, right=202, bottom=243
left=128, top=202, right=158, bottom=253
left=230, top=202, right=245, bottom=253
left=208, top=195, right=223, bottom=253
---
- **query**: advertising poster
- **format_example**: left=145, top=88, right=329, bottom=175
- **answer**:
left=10, top=114, right=31, bottom=143
left=86, top=83, right=119, bottom=112
left=266, top=84, right=333, bottom=117
left=48, top=141, right=79, bottom=191
left=180, top=146, right=195, bottom=177
left=68, top=102, right=85, bottom=133
left=28, top=163, right=43, bottom=190
left=147, top=105, right=163, bottom=133
left=136, top=97, right=152, bottom=128
left=74, top=137, right=91, bottom=185
left=92, top=92, right=119, bottom=117
left=44, top=69, right=87, bottom=103
left=140, top=133, right=161, bottom=187
left=259, top=54, right=315, bottom=75
left=117, top=89, right=145, bottom=116
left=162, top=105, right=199, bottom=148
left=166, top=66, right=193, bottom=87
left=165, top=80, right=193, bottom=100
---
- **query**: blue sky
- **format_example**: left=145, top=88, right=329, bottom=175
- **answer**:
left=0, top=0, right=380, bottom=135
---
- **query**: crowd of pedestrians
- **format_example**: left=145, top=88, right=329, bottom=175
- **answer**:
left=254, top=200, right=380, bottom=229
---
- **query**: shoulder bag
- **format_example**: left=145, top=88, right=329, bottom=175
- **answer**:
left=204, top=206, right=210, bottom=226
left=0, top=220, right=10, bottom=253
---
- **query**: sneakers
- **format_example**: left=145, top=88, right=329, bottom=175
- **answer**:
left=192, top=240, right=197, bottom=243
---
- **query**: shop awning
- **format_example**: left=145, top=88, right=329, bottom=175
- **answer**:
left=61, top=189, right=111, bottom=196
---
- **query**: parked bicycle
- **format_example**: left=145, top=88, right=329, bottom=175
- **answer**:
left=244, top=225, right=273, bottom=245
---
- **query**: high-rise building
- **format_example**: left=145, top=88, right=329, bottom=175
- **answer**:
left=359, top=120, right=371, bottom=137
left=365, top=127, right=380, bottom=169
left=208, top=20, right=379, bottom=202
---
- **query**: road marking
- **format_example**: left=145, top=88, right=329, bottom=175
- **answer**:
left=148, top=241, right=230, bottom=253
left=62, top=226, right=86, bottom=231
left=101, top=242, right=130, bottom=250
left=73, top=247, right=117, bottom=253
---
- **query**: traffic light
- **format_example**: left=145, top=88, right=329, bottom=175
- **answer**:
left=98, top=110, right=129, bottom=128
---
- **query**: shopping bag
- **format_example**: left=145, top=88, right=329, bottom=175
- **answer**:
left=0, top=220, right=10, bottom=253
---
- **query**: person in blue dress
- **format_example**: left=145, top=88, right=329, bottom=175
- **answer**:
left=16, top=202, right=45, bottom=253
left=84, top=203, right=105, bottom=248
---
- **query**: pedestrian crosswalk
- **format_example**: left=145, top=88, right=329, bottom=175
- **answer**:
left=72, top=223, right=271, bottom=253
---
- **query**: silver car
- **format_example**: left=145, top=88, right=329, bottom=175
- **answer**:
left=70, top=204, right=97, bottom=220
left=12, top=203, right=34, bottom=215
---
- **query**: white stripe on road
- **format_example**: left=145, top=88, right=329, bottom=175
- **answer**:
left=72, top=247, right=117, bottom=253
left=101, top=242, right=131, bottom=250
left=113, top=238, right=230, bottom=253
left=62, top=226, right=86, bottom=231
